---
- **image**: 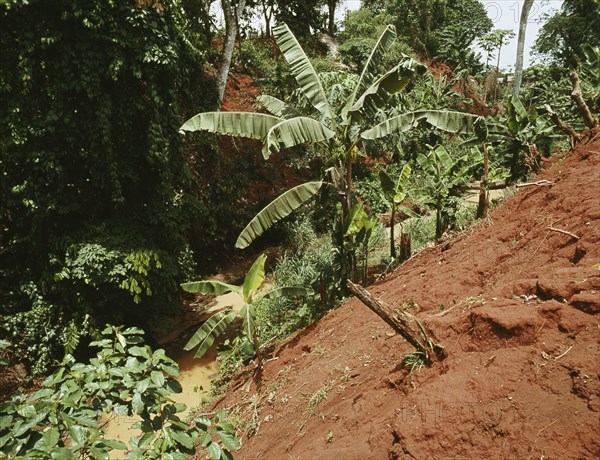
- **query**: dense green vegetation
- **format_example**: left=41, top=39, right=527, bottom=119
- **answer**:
left=1, top=0, right=598, bottom=457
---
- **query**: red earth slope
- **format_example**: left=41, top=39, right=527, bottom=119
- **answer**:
left=212, top=131, right=600, bottom=459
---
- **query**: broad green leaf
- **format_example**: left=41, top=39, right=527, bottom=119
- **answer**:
left=173, top=403, right=187, bottom=413
left=396, top=164, right=411, bottom=195
left=170, top=429, right=194, bottom=450
left=344, top=203, right=373, bottom=236
left=262, top=117, right=335, bottom=159
left=137, top=431, right=155, bottom=448
left=29, top=388, right=54, bottom=401
left=362, top=110, right=481, bottom=140
left=150, top=371, right=165, bottom=387
left=128, top=346, right=150, bottom=360
left=235, top=181, right=323, bottom=249
left=136, top=378, right=150, bottom=394
left=379, top=170, right=395, bottom=199
left=43, top=427, right=60, bottom=449
left=68, top=425, right=86, bottom=447
left=273, top=23, right=334, bottom=124
left=243, top=255, right=266, bottom=303
left=180, top=280, right=240, bottom=296
left=260, top=287, right=313, bottom=301
left=165, top=377, right=183, bottom=394
left=206, top=441, right=223, bottom=460
left=397, top=205, right=419, bottom=219
left=51, top=447, right=73, bottom=460
left=132, top=393, right=144, bottom=415
left=89, top=446, right=110, bottom=460
left=17, top=405, right=36, bottom=418
left=349, top=58, right=426, bottom=122
left=344, top=25, right=397, bottom=116
left=180, top=112, right=282, bottom=140
left=433, top=145, right=453, bottom=171
left=183, top=311, right=237, bottom=358
left=256, top=95, right=302, bottom=119
left=216, top=430, right=240, bottom=451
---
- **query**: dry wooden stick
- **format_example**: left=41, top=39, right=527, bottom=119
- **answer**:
left=516, top=180, right=554, bottom=188
left=547, top=226, right=580, bottom=240
left=544, top=104, right=581, bottom=145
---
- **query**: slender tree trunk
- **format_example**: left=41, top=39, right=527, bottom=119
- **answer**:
left=513, top=0, right=534, bottom=96
left=477, top=144, right=489, bottom=219
left=327, top=0, right=337, bottom=35
left=216, top=0, right=246, bottom=108
left=390, top=203, right=396, bottom=259
left=260, top=0, right=272, bottom=38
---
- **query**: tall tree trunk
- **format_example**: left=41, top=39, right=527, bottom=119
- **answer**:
left=513, top=0, right=534, bottom=96
left=216, top=0, right=246, bottom=108
left=327, top=0, right=337, bottom=35
left=260, top=0, right=273, bottom=38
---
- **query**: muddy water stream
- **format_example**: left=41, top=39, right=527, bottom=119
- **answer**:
left=102, top=291, right=245, bottom=453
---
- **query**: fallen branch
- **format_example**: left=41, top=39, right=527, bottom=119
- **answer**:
left=516, top=180, right=554, bottom=188
left=544, top=104, right=581, bottom=145
left=570, top=71, right=597, bottom=129
left=547, top=226, right=580, bottom=240
left=346, top=280, right=446, bottom=363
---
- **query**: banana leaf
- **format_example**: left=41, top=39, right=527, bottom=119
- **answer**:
left=184, top=311, right=238, bottom=358
left=180, top=280, right=240, bottom=295
left=242, top=255, right=266, bottom=303
left=343, top=25, right=397, bottom=116
left=180, top=112, right=282, bottom=140
left=348, top=58, right=426, bottom=123
left=362, top=110, right=482, bottom=140
left=235, top=181, right=324, bottom=249
left=262, top=117, right=335, bottom=159
left=273, top=23, right=334, bottom=124
left=256, top=95, right=303, bottom=119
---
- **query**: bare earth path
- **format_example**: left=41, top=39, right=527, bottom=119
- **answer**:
left=209, top=131, right=600, bottom=460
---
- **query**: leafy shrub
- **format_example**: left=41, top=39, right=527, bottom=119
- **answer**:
left=256, top=223, right=335, bottom=343
left=0, top=283, right=90, bottom=375
left=236, top=39, right=275, bottom=78
left=0, top=325, right=238, bottom=459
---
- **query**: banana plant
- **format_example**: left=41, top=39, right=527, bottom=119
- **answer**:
left=181, top=254, right=312, bottom=366
left=341, top=202, right=379, bottom=285
left=379, top=164, right=419, bottom=259
left=416, top=145, right=482, bottom=239
left=181, top=23, right=427, bottom=251
left=181, top=22, right=486, bottom=287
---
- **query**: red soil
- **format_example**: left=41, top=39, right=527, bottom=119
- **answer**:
left=211, top=129, right=600, bottom=459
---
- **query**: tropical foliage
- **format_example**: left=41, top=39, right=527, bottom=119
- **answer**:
left=0, top=0, right=212, bottom=371
left=0, top=326, right=238, bottom=459
left=181, top=254, right=312, bottom=365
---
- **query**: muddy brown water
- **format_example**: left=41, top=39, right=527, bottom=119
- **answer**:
left=102, top=291, right=245, bottom=453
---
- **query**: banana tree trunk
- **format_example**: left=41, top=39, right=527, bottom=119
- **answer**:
left=513, top=0, right=534, bottom=96
left=390, top=202, right=396, bottom=259
left=477, top=143, right=489, bottom=219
